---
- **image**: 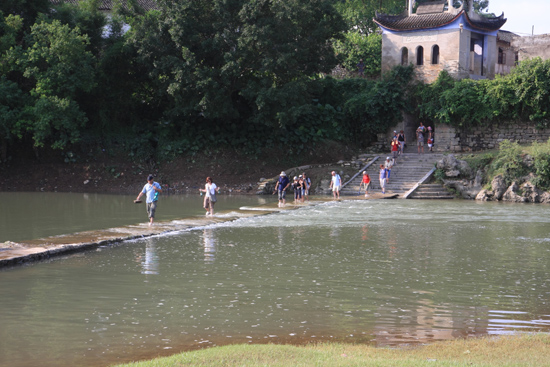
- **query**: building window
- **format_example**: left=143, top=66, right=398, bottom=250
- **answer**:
left=432, top=45, right=440, bottom=64
left=515, top=51, right=519, bottom=65
left=416, top=46, right=424, bottom=66
left=498, top=47, right=506, bottom=64
left=401, top=47, right=408, bottom=65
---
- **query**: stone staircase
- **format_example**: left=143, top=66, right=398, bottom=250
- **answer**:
left=408, top=183, right=455, bottom=199
left=341, top=153, right=452, bottom=199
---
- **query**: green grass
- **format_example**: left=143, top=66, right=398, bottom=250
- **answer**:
left=114, top=333, right=550, bottom=367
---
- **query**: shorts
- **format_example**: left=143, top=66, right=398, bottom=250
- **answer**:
left=204, top=197, right=215, bottom=210
left=294, top=190, right=302, bottom=200
left=332, top=185, right=341, bottom=192
left=363, top=182, right=370, bottom=191
left=380, top=178, right=386, bottom=189
left=147, top=201, right=157, bottom=218
left=278, top=190, right=286, bottom=200
left=417, top=140, right=424, bottom=147
left=428, top=144, right=433, bottom=148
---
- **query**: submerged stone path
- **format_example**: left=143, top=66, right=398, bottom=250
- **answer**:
left=0, top=195, right=399, bottom=268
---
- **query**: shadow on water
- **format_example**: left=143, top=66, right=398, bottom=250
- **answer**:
left=1, top=195, right=550, bottom=366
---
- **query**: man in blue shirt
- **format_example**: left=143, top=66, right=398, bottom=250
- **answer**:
left=274, top=171, right=290, bottom=207
left=136, top=174, right=162, bottom=225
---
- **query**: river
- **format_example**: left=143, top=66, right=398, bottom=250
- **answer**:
left=1, top=193, right=550, bottom=367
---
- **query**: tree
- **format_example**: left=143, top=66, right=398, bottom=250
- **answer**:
left=127, top=0, right=345, bottom=146
left=334, top=0, right=405, bottom=35
left=0, top=0, right=50, bottom=29
left=7, top=20, right=95, bottom=149
left=334, top=32, right=381, bottom=77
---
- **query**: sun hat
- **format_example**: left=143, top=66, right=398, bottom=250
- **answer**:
left=280, top=171, right=286, bottom=176
left=293, top=176, right=298, bottom=180
left=363, top=171, right=367, bottom=174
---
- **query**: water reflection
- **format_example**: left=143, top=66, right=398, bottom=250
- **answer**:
left=139, top=238, right=160, bottom=275
left=2, top=199, right=550, bottom=367
left=202, top=228, right=216, bottom=264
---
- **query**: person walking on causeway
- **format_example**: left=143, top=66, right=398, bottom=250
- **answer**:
left=330, top=171, right=342, bottom=199
left=361, top=171, right=371, bottom=197
left=379, top=164, right=387, bottom=195
left=274, top=171, right=290, bottom=207
left=136, top=174, right=162, bottom=226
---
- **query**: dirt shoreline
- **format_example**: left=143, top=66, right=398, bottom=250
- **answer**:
left=0, top=143, right=358, bottom=195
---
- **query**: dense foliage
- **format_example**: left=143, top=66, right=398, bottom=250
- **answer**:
left=1, top=0, right=550, bottom=166
left=416, top=58, right=550, bottom=129
left=0, top=0, right=415, bottom=162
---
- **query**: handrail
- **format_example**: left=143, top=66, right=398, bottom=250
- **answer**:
left=342, top=156, right=379, bottom=189
left=402, top=167, right=436, bottom=199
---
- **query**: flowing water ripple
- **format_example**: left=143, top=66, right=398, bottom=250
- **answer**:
left=1, top=199, right=550, bottom=367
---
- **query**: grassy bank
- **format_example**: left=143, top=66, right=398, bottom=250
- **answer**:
left=115, top=333, right=550, bottom=367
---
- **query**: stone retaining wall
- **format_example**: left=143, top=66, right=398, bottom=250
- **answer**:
left=446, top=122, right=550, bottom=151
left=382, top=121, right=550, bottom=152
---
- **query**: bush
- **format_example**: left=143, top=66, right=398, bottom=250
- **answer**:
left=530, top=139, right=550, bottom=190
left=490, top=140, right=526, bottom=185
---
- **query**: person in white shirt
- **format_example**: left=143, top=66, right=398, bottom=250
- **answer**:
left=329, top=171, right=341, bottom=199
left=199, top=176, right=219, bottom=216
left=136, top=174, right=162, bottom=225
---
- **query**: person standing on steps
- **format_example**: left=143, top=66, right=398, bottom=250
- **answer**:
left=385, top=157, right=394, bottom=184
left=417, top=123, right=425, bottom=154
left=274, top=171, right=290, bottom=207
left=391, top=137, right=399, bottom=159
left=427, top=126, right=434, bottom=152
left=136, top=174, right=162, bottom=226
left=398, top=130, right=406, bottom=155
left=330, top=171, right=341, bottom=199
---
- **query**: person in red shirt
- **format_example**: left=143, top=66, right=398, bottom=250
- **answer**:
left=361, top=171, right=371, bottom=197
left=391, top=136, right=399, bottom=159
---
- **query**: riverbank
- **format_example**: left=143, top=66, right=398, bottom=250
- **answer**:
left=437, top=140, right=550, bottom=203
left=115, top=333, right=550, bottom=367
left=0, top=142, right=358, bottom=195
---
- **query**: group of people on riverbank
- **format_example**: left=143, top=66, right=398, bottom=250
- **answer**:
left=414, top=122, right=434, bottom=153
left=389, top=123, right=435, bottom=156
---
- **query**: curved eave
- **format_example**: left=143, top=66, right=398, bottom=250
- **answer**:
left=373, top=11, right=463, bottom=32
left=464, top=12, right=507, bottom=32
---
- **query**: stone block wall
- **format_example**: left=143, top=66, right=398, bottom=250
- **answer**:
left=380, top=121, right=550, bottom=153
left=454, top=122, right=550, bottom=151
left=512, top=34, right=550, bottom=62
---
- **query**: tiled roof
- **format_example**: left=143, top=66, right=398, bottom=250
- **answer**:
left=50, top=0, right=158, bottom=12
left=497, top=30, right=518, bottom=44
left=374, top=9, right=506, bottom=32
left=374, top=10, right=461, bottom=31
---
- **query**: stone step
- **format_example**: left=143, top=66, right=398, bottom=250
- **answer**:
left=409, top=195, right=455, bottom=200
left=340, top=153, right=444, bottom=199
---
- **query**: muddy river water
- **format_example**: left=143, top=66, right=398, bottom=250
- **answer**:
left=1, top=193, right=550, bottom=366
